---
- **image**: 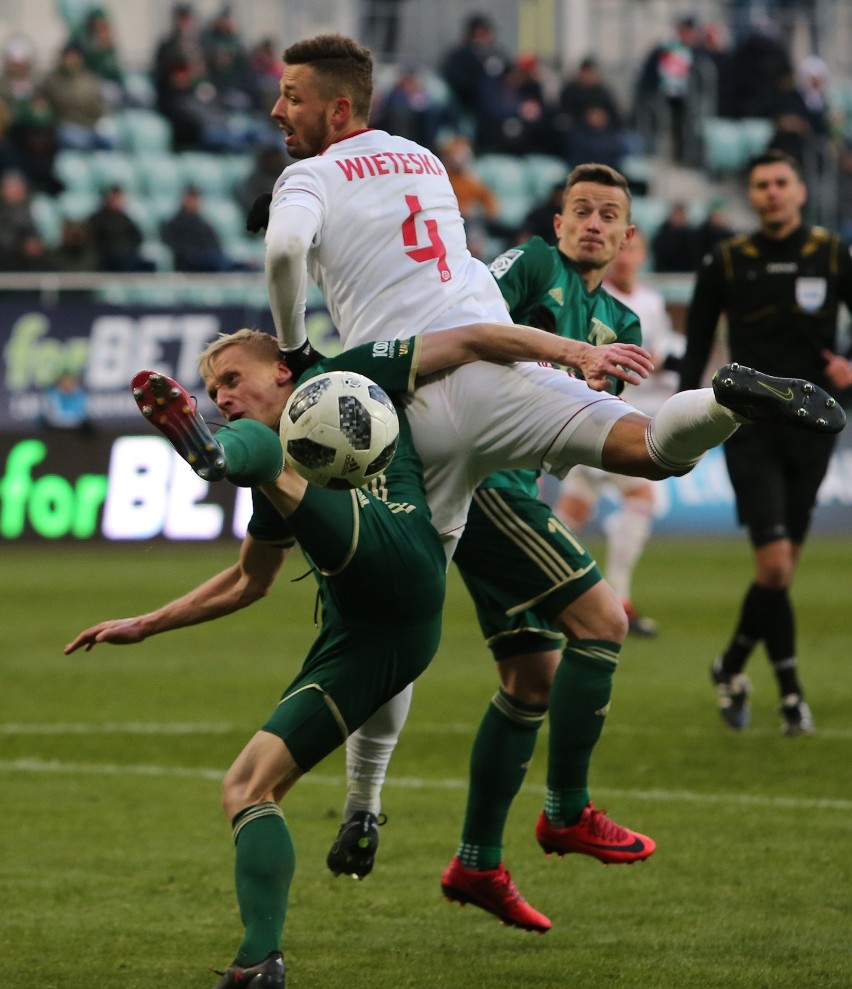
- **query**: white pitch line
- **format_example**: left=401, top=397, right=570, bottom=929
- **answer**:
left=2, top=720, right=851, bottom=740
left=1, top=758, right=850, bottom=812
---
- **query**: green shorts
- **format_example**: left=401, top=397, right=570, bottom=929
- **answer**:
left=453, top=485, right=601, bottom=661
left=261, top=483, right=446, bottom=771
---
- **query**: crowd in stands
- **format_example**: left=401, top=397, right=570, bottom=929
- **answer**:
left=0, top=5, right=848, bottom=275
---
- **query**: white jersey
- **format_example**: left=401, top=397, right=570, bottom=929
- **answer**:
left=270, top=129, right=511, bottom=348
left=603, top=279, right=684, bottom=415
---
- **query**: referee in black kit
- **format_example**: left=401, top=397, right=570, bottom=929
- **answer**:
left=680, top=149, right=852, bottom=736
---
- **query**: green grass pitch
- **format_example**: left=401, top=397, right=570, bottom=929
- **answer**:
left=1, top=536, right=850, bottom=988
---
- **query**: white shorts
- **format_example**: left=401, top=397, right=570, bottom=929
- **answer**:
left=404, top=361, right=635, bottom=556
left=560, top=464, right=654, bottom=504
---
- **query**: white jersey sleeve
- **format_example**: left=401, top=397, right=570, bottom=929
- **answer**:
left=267, top=129, right=511, bottom=349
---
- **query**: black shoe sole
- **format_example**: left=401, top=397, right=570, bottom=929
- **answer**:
left=712, top=363, right=846, bottom=434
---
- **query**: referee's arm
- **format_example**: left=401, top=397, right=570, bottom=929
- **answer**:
left=679, top=249, right=726, bottom=391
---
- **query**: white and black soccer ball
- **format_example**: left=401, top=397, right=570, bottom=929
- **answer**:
left=280, top=370, right=400, bottom=489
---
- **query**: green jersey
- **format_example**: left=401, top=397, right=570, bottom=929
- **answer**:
left=485, top=235, right=642, bottom=495
left=248, top=335, right=430, bottom=542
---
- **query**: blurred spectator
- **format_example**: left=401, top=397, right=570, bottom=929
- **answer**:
left=373, top=64, right=458, bottom=150
left=38, top=41, right=116, bottom=150
left=161, top=184, right=245, bottom=271
left=157, top=59, right=262, bottom=152
left=694, top=198, right=736, bottom=257
left=518, top=181, right=564, bottom=245
left=0, top=35, right=39, bottom=119
left=792, top=55, right=835, bottom=136
left=153, top=2, right=206, bottom=104
left=440, top=13, right=511, bottom=150
left=362, top=0, right=407, bottom=61
left=0, top=169, right=40, bottom=269
left=71, top=6, right=128, bottom=109
left=7, top=94, right=63, bottom=195
left=439, top=134, right=500, bottom=258
left=47, top=217, right=99, bottom=272
left=201, top=5, right=259, bottom=113
left=39, top=372, right=93, bottom=434
left=651, top=202, right=700, bottom=272
left=0, top=38, right=63, bottom=193
left=558, top=56, right=623, bottom=129
left=695, top=22, right=736, bottom=118
left=495, top=52, right=562, bottom=156
left=729, top=23, right=792, bottom=119
left=87, top=185, right=155, bottom=272
left=248, top=37, right=283, bottom=115
left=635, top=14, right=702, bottom=162
left=837, top=141, right=852, bottom=244
left=0, top=98, right=21, bottom=174
left=766, top=57, right=835, bottom=166
left=566, top=104, right=629, bottom=171
left=236, top=144, right=288, bottom=212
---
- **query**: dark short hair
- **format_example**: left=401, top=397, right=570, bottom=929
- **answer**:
left=747, top=148, right=803, bottom=179
left=564, top=163, right=632, bottom=215
left=282, top=34, right=373, bottom=120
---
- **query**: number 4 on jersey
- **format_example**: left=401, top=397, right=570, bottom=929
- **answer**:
left=402, top=195, right=452, bottom=282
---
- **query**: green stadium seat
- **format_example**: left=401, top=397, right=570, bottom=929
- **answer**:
left=629, top=196, right=670, bottom=239
left=473, top=153, right=533, bottom=229
left=524, top=153, right=569, bottom=201
left=135, top=153, right=183, bottom=200
left=54, top=150, right=97, bottom=194
left=201, top=198, right=246, bottom=245
left=56, top=189, right=99, bottom=220
left=738, top=117, right=773, bottom=159
left=702, top=117, right=748, bottom=176
left=177, top=151, right=231, bottom=195
left=31, top=194, right=63, bottom=247
left=87, top=150, right=141, bottom=193
left=117, top=109, right=173, bottom=154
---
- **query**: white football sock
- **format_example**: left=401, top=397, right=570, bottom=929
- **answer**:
left=646, top=389, right=739, bottom=473
left=343, top=684, right=413, bottom=818
left=603, top=498, right=653, bottom=602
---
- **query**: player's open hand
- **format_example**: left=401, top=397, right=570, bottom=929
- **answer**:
left=577, top=342, right=654, bottom=391
left=64, top=618, right=147, bottom=654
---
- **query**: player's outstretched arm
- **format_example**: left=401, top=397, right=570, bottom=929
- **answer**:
left=64, top=538, right=289, bottom=654
left=416, top=321, right=653, bottom=390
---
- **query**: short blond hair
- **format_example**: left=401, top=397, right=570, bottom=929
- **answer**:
left=197, top=328, right=281, bottom=379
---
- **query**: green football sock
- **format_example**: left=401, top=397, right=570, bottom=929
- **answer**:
left=457, top=687, right=546, bottom=871
left=545, top=640, right=619, bottom=826
left=217, top=418, right=283, bottom=487
left=231, top=802, right=295, bottom=967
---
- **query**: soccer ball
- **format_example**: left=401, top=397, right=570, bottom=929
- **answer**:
left=280, top=370, right=400, bottom=489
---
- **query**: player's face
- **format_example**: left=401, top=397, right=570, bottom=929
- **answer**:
left=555, top=182, right=632, bottom=272
left=204, top=346, right=292, bottom=428
left=748, top=162, right=806, bottom=236
left=607, top=234, right=647, bottom=287
left=271, top=64, right=336, bottom=159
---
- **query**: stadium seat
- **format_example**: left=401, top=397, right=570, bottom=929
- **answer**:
left=629, top=195, right=670, bottom=239
left=524, top=153, right=569, bottom=201
left=30, top=194, right=63, bottom=247
left=123, top=194, right=160, bottom=240
left=738, top=117, right=773, bottom=159
left=56, top=189, right=99, bottom=220
left=474, top=153, right=533, bottom=229
left=117, top=109, right=173, bottom=155
left=201, top=198, right=246, bottom=245
left=135, top=153, right=183, bottom=200
left=177, top=151, right=231, bottom=195
left=87, top=150, right=141, bottom=193
left=701, top=117, right=748, bottom=176
left=54, top=150, right=97, bottom=194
